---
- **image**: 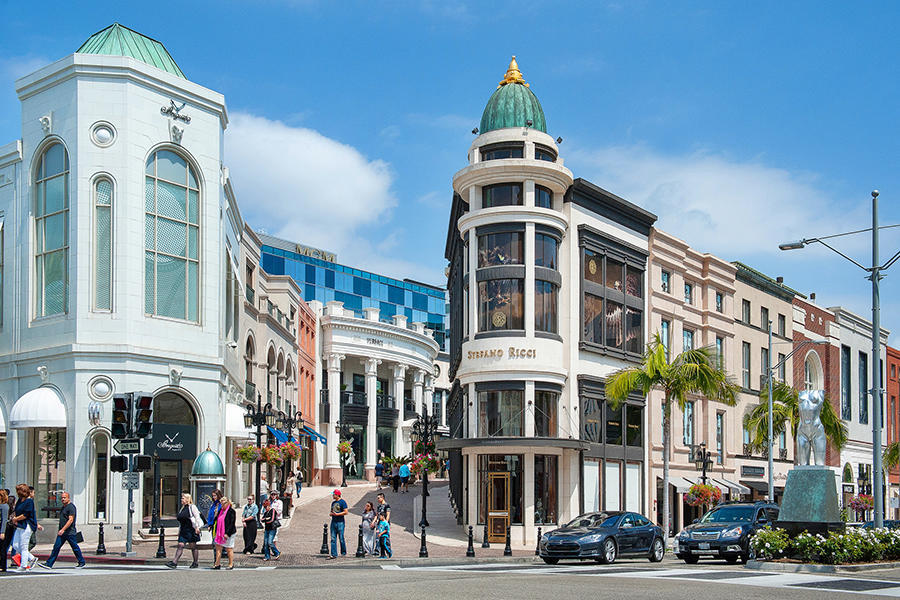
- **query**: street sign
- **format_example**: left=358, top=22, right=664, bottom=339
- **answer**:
left=121, top=472, right=140, bottom=490
left=114, top=439, right=140, bottom=454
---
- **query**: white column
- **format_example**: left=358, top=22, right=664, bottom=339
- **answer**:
left=326, top=353, right=344, bottom=470
left=525, top=381, right=535, bottom=437
left=440, top=390, right=447, bottom=427
left=424, top=375, right=434, bottom=417
left=364, top=357, right=381, bottom=477
left=525, top=221, right=535, bottom=337
left=393, top=364, right=407, bottom=454
left=413, top=369, right=425, bottom=416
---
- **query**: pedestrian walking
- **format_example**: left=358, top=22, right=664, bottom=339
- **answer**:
left=0, top=489, right=10, bottom=572
left=326, top=489, right=349, bottom=559
left=241, top=495, right=258, bottom=553
left=399, top=462, right=411, bottom=493
left=361, top=501, right=376, bottom=556
left=1, top=489, right=14, bottom=572
left=375, top=492, right=391, bottom=524
left=206, top=488, right=222, bottom=561
left=285, top=473, right=296, bottom=514
left=295, top=469, right=303, bottom=497
left=166, top=493, right=203, bottom=569
left=374, top=461, right=384, bottom=490
left=39, top=491, right=85, bottom=569
left=259, top=472, right=269, bottom=499
left=261, top=499, right=280, bottom=561
left=376, top=517, right=392, bottom=558
left=212, top=496, right=237, bottom=570
left=391, top=463, right=400, bottom=493
left=10, top=483, right=37, bottom=571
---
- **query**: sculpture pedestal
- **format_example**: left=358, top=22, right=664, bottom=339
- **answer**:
left=774, top=465, right=844, bottom=536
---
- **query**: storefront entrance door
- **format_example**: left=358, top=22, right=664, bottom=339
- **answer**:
left=487, top=472, right=510, bottom=543
left=158, top=459, right=186, bottom=524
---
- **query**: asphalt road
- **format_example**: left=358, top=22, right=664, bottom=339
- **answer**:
left=4, top=560, right=900, bottom=599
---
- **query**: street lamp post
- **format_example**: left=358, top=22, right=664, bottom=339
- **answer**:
left=779, top=190, right=900, bottom=527
left=335, top=420, right=350, bottom=488
left=692, top=442, right=712, bottom=484
left=276, top=409, right=302, bottom=491
left=244, top=391, right=277, bottom=513
left=412, top=413, right=439, bottom=529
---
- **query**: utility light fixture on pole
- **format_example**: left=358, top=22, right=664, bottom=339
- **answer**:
left=779, top=190, right=900, bottom=528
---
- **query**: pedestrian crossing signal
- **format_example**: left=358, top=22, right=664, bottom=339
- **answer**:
left=110, top=455, right=128, bottom=472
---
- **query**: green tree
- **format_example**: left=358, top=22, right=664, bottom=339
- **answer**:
left=606, top=334, right=738, bottom=543
left=883, top=441, right=900, bottom=471
left=742, top=381, right=847, bottom=461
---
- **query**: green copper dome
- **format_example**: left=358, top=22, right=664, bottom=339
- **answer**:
left=479, top=57, right=546, bottom=134
left=77, top=23, right=186, bottom=79
left=191, top=448, right=225, bottom=477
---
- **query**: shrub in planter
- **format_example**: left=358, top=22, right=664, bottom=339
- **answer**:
left=749, top=527, right=790, bottom=560
left=792, top=532, right=826, bottom=563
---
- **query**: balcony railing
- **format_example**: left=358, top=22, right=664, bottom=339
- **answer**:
left=376, top=394, right=395, bottom=409
left=245, top=285, right=255, bottom=304
left=341, top=391, right=367, bottom=406
left=404, top=397, right=418, bottom=419
left=245, top=381, right=256, bottom=401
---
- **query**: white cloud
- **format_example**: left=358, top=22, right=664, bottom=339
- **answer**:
left=569, top=144, right=866, bottom=258
left=226, top=111, right=397, bottom=253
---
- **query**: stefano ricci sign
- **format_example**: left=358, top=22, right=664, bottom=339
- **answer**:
left=467, top=347, right=537, bottom=360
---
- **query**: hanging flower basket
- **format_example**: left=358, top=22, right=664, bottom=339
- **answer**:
left=261, top=445, right=283, bottom=466
left=338, top=440, right=352, bottom=455
left=413, top=440, right=435, bottom=455
left=686, top=483, right=722, bottom=508
left=234, top=445, right=262, bottom=464
left=849, top=494, right=874, bottom=512
left=279, top=441, right=302, bottom=461
left=409, top=453, right=440, bottom=476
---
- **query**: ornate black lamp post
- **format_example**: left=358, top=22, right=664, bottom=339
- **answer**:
left=335, top=419, right=350, bottom=487
left=276, top=409, right=303, bottom=490
left=412, top=413, right=439, bottom=529
left=245, top=392, right=277, bottom=512
left=691, top=442, right=713, bottom=485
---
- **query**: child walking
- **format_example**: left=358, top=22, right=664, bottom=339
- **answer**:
left=376, top=517, right=392, bottom=558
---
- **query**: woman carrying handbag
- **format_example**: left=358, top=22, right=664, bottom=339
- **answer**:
left=212, top=497, right=237, bottom=570
left=166, top=493, right=203, bottom=569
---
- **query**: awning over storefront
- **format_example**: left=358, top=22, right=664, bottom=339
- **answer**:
left=716, top=477, right=751, bottom=495
left=302, top=424, right=326, bottom=444
left=224, top=403, right=254, bottom=439
left=740, top=479, right=769, bottom=493
left=10, top=386, right=66, bottom=429
left=266, top=426, right=296, bottom=445
left=664, top=476, right=696, bottom=493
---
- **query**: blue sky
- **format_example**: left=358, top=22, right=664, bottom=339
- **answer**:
left=4, top=1, right=900, bottom=339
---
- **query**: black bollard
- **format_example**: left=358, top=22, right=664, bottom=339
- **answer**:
left=155, top=527, right=166, bottom=558
left=319, top=523, right=329, bottom=555
left=466, top=525, right=475, bottom=557
left=535, top=527, right=542, bottom=556
left=96, top=522, right=107, bottom=555
left=419, top=526, right=428, bottom=558
left=355, top=524, right=366, bottom=558
left=503, top=526, right=512, bottom=556
left=481, top=524, right=490, bottom=548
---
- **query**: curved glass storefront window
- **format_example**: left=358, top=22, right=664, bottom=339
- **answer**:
left=478, top=279, right=523, bottom=331
left=534, top=390, right=558, bottom=437
left=477, top=390, right=524, bottom=436
left=478, top=231, right=523, bottom=267
left=481, top=143, right=524, bottom=161
left=534, top=455, right=558, bottom=525
left=535, top=185, right=552, bottom=209
left=535, top=280, right=558, bottom=334
left=483, top=183, right=523, bottom=208
left=535, top=233, right=558, bottom=269
left=534, top=145, right=557, bottom=162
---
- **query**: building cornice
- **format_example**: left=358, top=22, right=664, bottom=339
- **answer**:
left=457, top=205, right=569, bottom=238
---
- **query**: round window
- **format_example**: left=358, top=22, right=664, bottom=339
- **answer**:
left=90, top=122, right=116, bottom=147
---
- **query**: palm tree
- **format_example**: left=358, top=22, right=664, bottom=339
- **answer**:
left=884, top=441, right=900, bottom=472
left=743, top=380, right=847, bottom=460
left=606, top=334, right=739, bottom=544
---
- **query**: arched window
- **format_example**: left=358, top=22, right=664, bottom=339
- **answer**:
left=805, top=353, right=821, bottom=390
left=91, top=432, right=110, bottom=520
left=94, top=177, right=113, bottom=310
left=34, top=142, right=69, bottom=317
left=145, top=149, right=200, bottom=321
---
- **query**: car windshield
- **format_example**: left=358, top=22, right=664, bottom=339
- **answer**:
left=565, top=513, right=612, bottom=528
left=698, top=506, right=755, bottom=523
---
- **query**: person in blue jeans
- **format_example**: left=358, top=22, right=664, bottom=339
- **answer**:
left=261, top=499, right=280, bottom=561
left=41, top=492, right=85, bottom=569
left=399, top=462, right=411, bottom=493
left=376, top=519, right=391, bottom=558
left=327, top=489, right=348, bottom=559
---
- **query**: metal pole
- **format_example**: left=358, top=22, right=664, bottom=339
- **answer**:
left=768, top=319, right=774, bottom=503
left=125, top=454, right=134, bottom=555
left=256, top=392, right=262, bottom=516
left=872, top=190, right=884, bottom=528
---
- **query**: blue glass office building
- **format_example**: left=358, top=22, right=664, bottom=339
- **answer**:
left=258, top=233, right=449, bottom=351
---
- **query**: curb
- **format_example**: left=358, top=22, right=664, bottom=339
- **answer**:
left=746, top=559, right=900, bottom=573
left=296, top=555, right=540, bottom=569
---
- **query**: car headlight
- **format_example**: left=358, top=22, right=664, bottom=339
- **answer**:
left=583, top=533, right=605, bottom=543
left=721, top=526, right=743, bottom=539
left=677, top=531, right=690, bottom=541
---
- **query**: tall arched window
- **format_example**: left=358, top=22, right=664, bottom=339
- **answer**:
left=145, top=149, right=199, bottom=321
left=34, top=142, right=69, bottom=317
left=90, top=432, right=110, bottom=520
left=94, top=177, right=113, bottom=310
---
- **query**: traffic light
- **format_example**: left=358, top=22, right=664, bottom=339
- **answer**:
left=110, top=455, right=128, bottom=472
left=133, top=393, right=153, bottom=438
left=111, top=393, right=133, bottom=439
left=134, top=455, right=152, bottom=472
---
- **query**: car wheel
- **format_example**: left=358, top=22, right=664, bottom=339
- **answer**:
left=683, top=554, right=699, bottom=564
left=648, top=538, right=665, bottom=563
left=725, top=555, right=739, bottom=564
left=600, top=538, right=617, bottom=565
left=541, top=557, right=559, bottom=565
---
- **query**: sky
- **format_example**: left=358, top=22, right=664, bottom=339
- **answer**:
left=3, top=1, right=900, bottom=340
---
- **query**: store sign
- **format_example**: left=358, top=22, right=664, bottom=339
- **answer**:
left=741, top=465, right=765, bottom=477
left=467, top=347, right=537, bottom=360
left=295, top=243, right=336, bottom=262
left=366, top=338, right=384, bottom=346
left=842, top=484, right=855, bottom=494
left=144, top=424, right=197, bottom=460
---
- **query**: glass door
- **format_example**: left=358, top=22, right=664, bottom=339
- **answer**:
left=487, top=472, right=510, bottom=542
left=159, top=460, right=184, bottom=525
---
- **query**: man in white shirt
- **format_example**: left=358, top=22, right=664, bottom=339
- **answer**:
left=259, top=472, right=269, bottom=499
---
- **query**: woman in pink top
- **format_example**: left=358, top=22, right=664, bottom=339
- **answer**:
left=212, top=497, right=237, bottom=570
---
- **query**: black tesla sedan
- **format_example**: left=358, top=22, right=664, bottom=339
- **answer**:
left=538, top=511, right=665, bottom=565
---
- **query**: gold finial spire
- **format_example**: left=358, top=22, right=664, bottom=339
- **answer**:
left=498, top=55, right=529, bottom=88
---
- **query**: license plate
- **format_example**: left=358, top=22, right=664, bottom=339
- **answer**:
left=698, top=542, right=710, bottom=550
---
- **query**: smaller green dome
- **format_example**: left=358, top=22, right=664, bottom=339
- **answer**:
left=479, top=57, right=547, bottom=134
left=191, top=448, right=225, bottom=477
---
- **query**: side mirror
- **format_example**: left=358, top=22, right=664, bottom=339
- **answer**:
left=692, top=519, right=699, bottom=525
